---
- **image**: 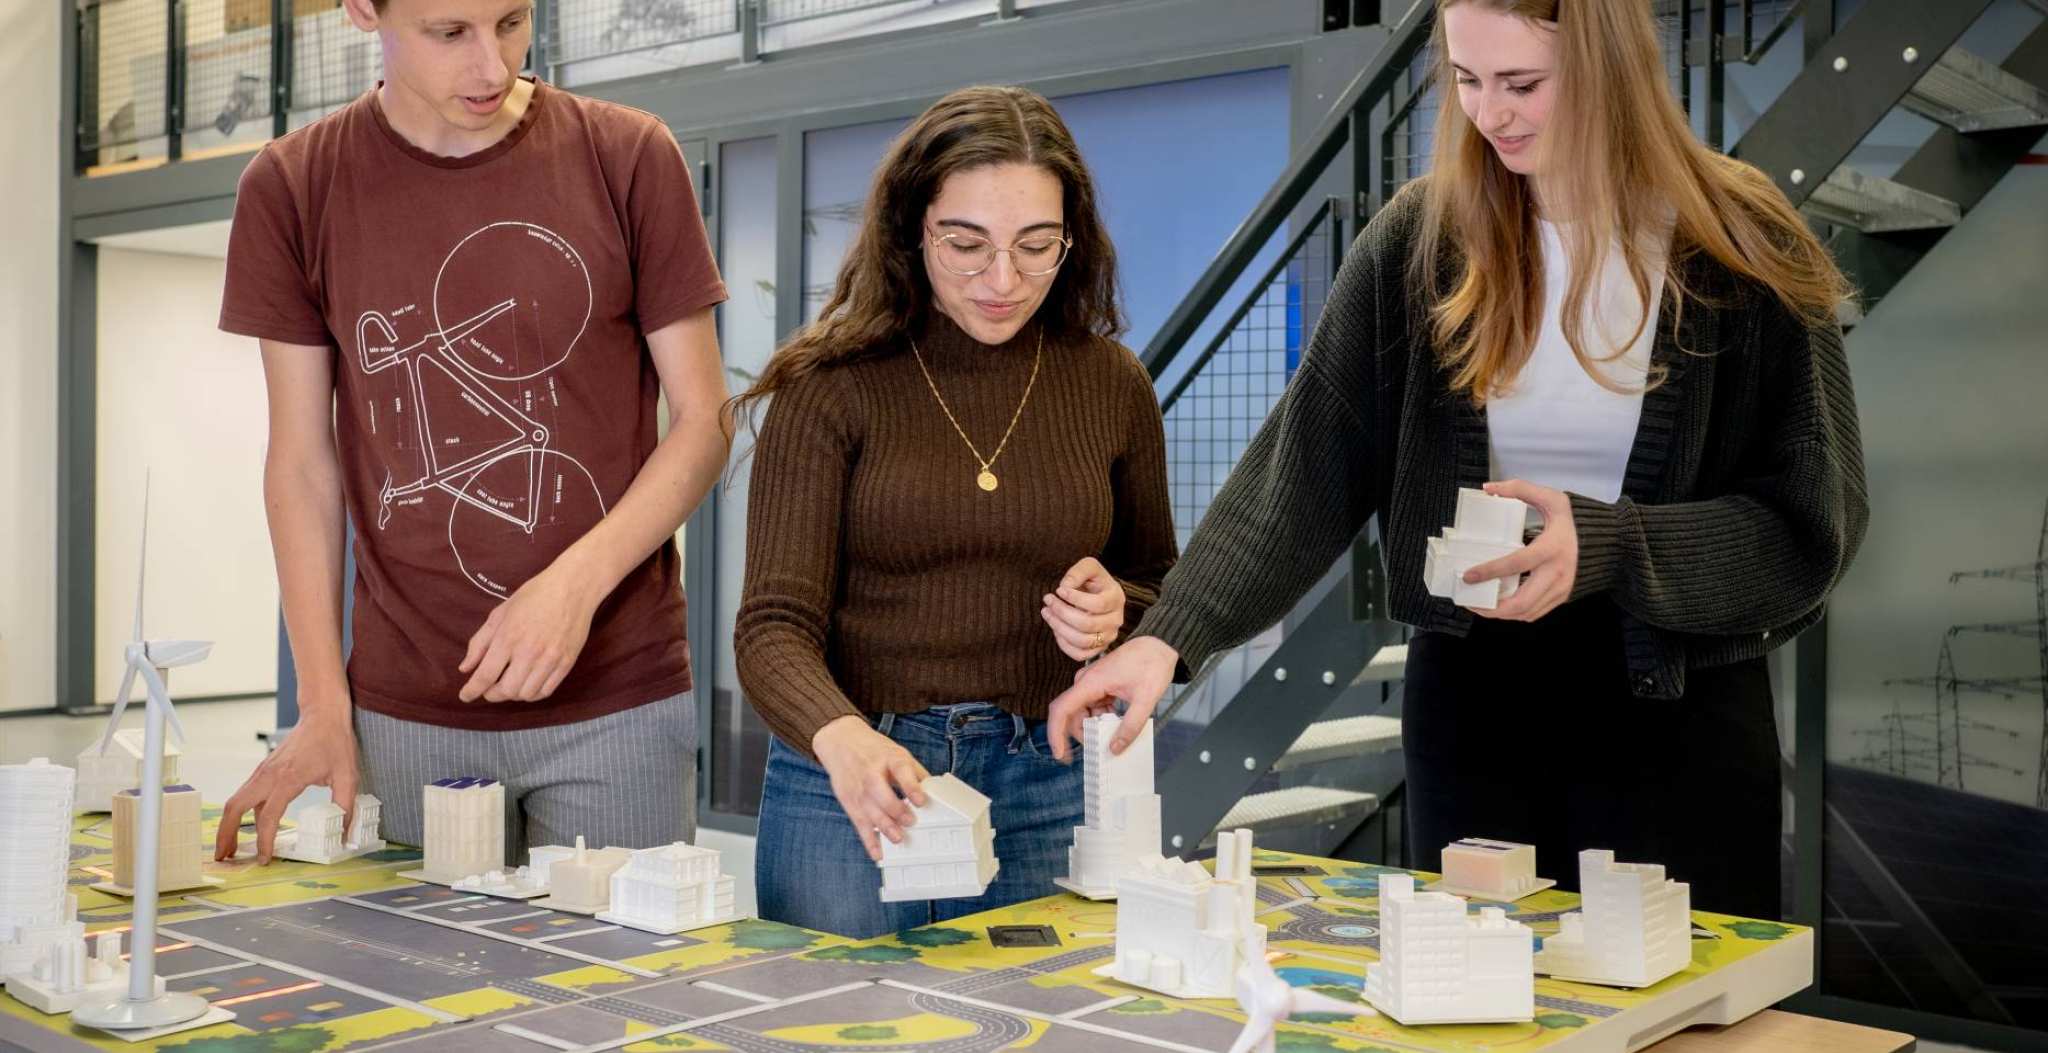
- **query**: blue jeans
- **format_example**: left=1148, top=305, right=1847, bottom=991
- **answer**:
left=755, top=703, right=1082, bottom=939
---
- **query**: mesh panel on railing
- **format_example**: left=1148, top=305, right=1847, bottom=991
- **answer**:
left=553, top=0, right=735, bottom=64
left=290, top=8, right=383, bottom=113
left=760, top=0, right=916, bottom=27
left=184, top=0, right=273, bottom=140
left=1381, top=46, right=1438, bottom=205
left=1153, top=205, right=1343, bottom=737
left=81, top=0, right=170, bottom=160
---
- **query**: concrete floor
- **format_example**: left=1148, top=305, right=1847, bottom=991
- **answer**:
left=0, top=698, right=758, bottom=919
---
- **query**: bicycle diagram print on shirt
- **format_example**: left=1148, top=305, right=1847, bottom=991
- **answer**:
left=354, top=221, right=606, bottom=598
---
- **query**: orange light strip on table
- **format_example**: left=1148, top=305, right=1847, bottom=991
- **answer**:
left=213, top=981, right=323, bottom=1008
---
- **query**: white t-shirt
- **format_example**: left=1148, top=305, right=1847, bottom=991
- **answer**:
left=1487, top=217, right=1666, bottom=504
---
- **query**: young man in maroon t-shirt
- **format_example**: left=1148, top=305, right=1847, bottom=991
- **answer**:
left=214, top=0, right=729, bottom=865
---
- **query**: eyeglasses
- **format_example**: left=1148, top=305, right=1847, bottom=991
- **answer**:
left=924, top=226, right=1073, bottom=277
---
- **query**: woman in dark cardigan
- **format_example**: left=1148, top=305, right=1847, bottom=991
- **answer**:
left=1053, top=0, right=1867, bottom=921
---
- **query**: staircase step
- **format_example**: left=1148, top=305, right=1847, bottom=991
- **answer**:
left=1272, top=715, right=1405, bottom=772
left=1904, top=46, right=2048, bottom=133
left=1802, top=168, right=1961, bottom=233
left=1350, top=643, right=1409, bottom=685
left=1204, top=786, right=1379, bottom=846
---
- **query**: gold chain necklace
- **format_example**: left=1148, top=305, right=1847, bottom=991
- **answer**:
left=908, top=328, right=1043, bottom=492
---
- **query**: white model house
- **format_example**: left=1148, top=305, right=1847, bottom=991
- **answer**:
left=276, top=794, right=386, bottom=865
left=420, top=777, right=505, bottom=883
left=1363, top=874, right=1533, bottom=1024
left=877, top=773, right=998, bottom=902
left=74, top=730, right=181, bottom=814
left=537, top=837, right=634, bottom=914
left=110, top=784, right=206, bottom=893
left=0, top=759, right=80, bottom=978
left=6, top=932, right=136, bottom=1015
left=1533, top=849, right=1692, bottom=988
left=1100, top=828, right=1266, bottom=999
left=1423, top=488, right=1527, bottom=610
left=1056, top=714, right=1161, bottom=900
left=1430, top=838, right=1555, bottom=900
left=598, top=842, right=738, bottom=933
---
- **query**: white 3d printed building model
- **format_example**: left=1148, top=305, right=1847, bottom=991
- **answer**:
left=1424, top=487, right=1527, bottom=610
left=1427, top=838, right=1556, bottom=900
left=596, top=842, right=739, bottom=934
left=408, top=777, right=506, bottom=885
left=877, top=773, right=998, bottom=903
left=1055, top=714, right=1161, bottom=901
left=276, top=795, right=386, bottom=865
left=5, top=933, right=142, bottom=1015
left=0, top=759, right=80, bottom=979
left=105, top=785, right=213, bottom=895
left=1099, top=828, right=1267, bottom=999
left=535, top=837, right=634, bottom=915
left=1533, top=849, right=1692, bottom=988
left=1363, top=874, right=1533, bottom=1024
left=73, top=730, right=180, bottom=814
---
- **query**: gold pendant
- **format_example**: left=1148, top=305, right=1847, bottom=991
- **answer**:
left=977, top=470, right=999, bottom=492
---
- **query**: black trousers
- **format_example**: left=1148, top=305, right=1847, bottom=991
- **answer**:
left=1402, top=598, right=1783, bottom=920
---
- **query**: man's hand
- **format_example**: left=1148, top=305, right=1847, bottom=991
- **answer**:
left=1045, top=635, right=1178, bottom=762
left=458, top=563, right=603, bottom=703
left=215, top=703, right=360, bottom=864
left=811, top=716, right=932, bottom=862
left=1042, top=556, right=1126, bottom=661
left=1465, top=479, right=1578, bottom=622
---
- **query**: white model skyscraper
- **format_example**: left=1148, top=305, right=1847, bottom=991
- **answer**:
left=1100, top=828, right=1266, bottom=999
left=0, top=759, right=80, bottom=977
left=1056, top=714, right=1161, bottom=900
left=1533, top=849, right=1692, bottom=988
left=421, top=777, right=506, bottom=883
left=1363, top=874, right=1533, bottom=1024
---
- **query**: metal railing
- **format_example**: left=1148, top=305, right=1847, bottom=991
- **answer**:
left=77, top=0, right=1048, bottom=170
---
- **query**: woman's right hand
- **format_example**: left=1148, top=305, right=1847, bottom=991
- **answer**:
left=811, top=715, right=933, bottom=862
left=1045, top=635, right=1179, bottom=762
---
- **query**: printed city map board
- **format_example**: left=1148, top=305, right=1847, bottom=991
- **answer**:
left=4, top=824, right=1812, bottom=1053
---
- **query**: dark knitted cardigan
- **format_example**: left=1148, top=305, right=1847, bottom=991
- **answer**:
left=1134, top=181, right=1869, bottom=699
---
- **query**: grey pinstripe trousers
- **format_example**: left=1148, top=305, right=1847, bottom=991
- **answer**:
left=354, top=692, right=696, bottom=864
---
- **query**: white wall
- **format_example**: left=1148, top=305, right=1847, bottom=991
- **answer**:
left=0, top=0, right=60, bottom=712
left=95, top=247, right=277, bottom=700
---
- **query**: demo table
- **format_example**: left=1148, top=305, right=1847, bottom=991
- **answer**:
left=0, top=811, right=1911, bottom=1053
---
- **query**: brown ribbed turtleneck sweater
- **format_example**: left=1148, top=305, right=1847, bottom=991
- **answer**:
left=736, top=314, right=1177, bottom=759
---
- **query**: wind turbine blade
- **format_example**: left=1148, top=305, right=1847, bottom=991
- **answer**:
left=96, top=663, right=141, bottom=755
left=1224, top=1010, right=1281, bottom=1053
left=132, top=474, right=151, bottom=644
left=1293, top=990, right=1371, bottom=1018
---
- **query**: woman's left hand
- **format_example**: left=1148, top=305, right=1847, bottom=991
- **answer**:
left=1465, top=479, right=1578, bottom=622
left=1043, top=557, right=1126, bottom=661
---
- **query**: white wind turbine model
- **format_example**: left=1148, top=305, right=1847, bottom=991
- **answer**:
left=71, top=481, right=224, bottom=1034
left=1226, top=933, right=1375, bottom=1053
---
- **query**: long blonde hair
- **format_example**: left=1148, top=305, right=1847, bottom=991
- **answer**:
left=1414, top=0, right=1851, bottom=402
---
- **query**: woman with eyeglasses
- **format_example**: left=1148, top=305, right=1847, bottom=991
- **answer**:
left=732, top=85, right=1175, bottom=938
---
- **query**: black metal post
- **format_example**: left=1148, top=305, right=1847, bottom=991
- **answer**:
left=1804, top=0, right=1833, bottom=62
left=77, top=2, right=101, bottom=171
left=57, top=238, right=99, bottom=714
left=1705, top=0, right=1726, bottom=150
left=739, top=0, right=760, bottom=65
left=272, top=0, right=290, bottom=137
left=167, top=0, right=185, bottom=161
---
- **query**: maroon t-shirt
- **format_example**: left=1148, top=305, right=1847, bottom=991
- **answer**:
left=220, top=78, right=727, bottom=730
